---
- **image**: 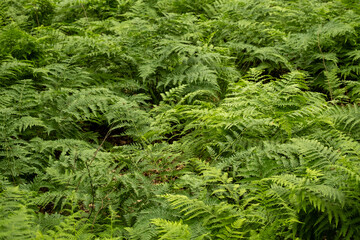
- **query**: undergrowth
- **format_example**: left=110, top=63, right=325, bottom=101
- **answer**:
left=1, top=0, right=360, bottom=239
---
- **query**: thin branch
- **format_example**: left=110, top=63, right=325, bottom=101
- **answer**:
left=91, top=187, right=117, bottom=229
left=89, top=125, right=113, bottom=166
left=85, top=160, right=96, bottom=219
left=85, top=124, right=114, bottom=219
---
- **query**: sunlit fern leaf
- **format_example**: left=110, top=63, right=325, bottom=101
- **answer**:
left=35, top=213, right=63, bottom=233
left=0, top=186, right=37, bottom=240
left=291, top=138, right=341, bottom=169
left=0, top=58, right=33, bottom=85
left=325, top=104, right=360, bottom=138
left=151, top=219, right=191, bottom=240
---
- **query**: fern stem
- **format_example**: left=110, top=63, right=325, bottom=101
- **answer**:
left=149, top=86, right=160, bottom=105
left=317, top=33, right=333, bottom=101
left=34, top=9, right=40, bottom=27
left=79, top=2, right=88, bottom=21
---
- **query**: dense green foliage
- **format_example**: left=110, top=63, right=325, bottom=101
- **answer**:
left=1, top=0, right=360, bottom=239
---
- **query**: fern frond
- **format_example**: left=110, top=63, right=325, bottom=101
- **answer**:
left=151, top=219, right=191, bottom=240
left=0, top=187, right=37, bottom=240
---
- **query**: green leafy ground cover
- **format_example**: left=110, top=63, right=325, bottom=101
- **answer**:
left=1, top=0, right=360, bottom=239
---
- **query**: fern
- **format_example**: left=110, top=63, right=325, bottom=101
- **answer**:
left=0, top=186, right=37, bottom=240
left=151, top=219, right=191, bottom=240
left=1, top=0, right=360, bottom=239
